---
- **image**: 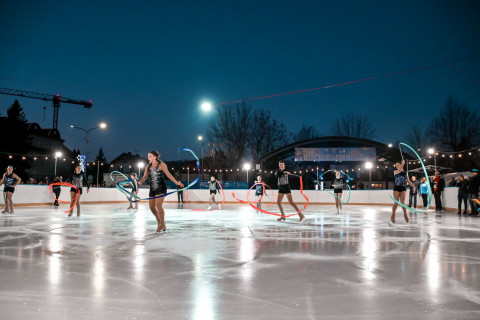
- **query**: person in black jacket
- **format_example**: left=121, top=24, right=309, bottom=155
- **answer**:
left=468, top=169, right=480, bottom=216
left=52, top=177, right=61, bottom=207
left=456, top=175, right=469, bottom=215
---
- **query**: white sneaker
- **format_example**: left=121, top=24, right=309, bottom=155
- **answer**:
left=207, top=206, right=211, bottom=210
left=218, top=205, right=221, bottom=210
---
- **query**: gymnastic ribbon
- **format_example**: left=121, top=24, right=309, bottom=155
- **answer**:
left=48, top=182, right=80, bottom=214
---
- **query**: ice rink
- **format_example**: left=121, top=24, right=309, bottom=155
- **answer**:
left=1, top=203, right=480, bottom=319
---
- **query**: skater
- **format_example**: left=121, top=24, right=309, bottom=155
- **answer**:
left=0, top=165, right=21, bottom=214
left=391, top=159, right=415, bottom=223
left=66, top=165, right=90, bottom=217
left=207, top=176, right=221, bottom=210
left=331, top=171, right=345, bottom=214
left=127, top=172, right=139, bottom=210
left=138, top=151, right=183, bottom=232
left=275, top=160, right=305, bottom=222
left=254, top=175, right=268, bottom=212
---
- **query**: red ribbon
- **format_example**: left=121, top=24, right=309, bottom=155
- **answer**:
left=48, top=182, right=80, bottom=214
left=233, top=178, right=309, bottom=217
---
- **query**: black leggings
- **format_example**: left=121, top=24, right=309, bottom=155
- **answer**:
left=458, top=193, right=468, bottom=211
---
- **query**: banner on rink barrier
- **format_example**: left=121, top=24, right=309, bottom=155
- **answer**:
left=295, top=147, right=376, bottom=162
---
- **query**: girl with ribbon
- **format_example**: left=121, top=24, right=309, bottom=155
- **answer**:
left=138, top=151, right=184, bottom=233
left=275, top=160, right=305, bottom=222
left=254, top=175, right=268, bottom=213
left=207, top=176, right=221, bottom=210
left=126, top=172, right=139, bottom=210
left=391, top=159, right=415, bottom=223
left=0, top=165, right=21, bottom=214
left=331, top=171, right=345, bottom=214
left=66, top=164, right=90, bottom=217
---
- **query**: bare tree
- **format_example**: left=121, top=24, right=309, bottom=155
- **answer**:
left=249, top=109, right=291, bottom=159
left=405, top=125, right=425, bottom=151
left=207, top=100, right=252, bottom=164
left=426, top=95, right=480, bottom=151
left=293, top=124, right=321, bottom=142
left=330, top=113, right=376, bottom=139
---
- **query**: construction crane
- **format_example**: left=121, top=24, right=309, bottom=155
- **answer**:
left=0, top=88, right=92, bottom=130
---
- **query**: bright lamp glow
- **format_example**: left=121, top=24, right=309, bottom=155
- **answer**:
left=198, top=135, right=203, bottom=141
left=99, top=122, right=107, bottom=129
left=137, top=162, right=145, bottom=168
left=201, top=102, right=212, bottom=112
left=388, top=144, right=393, bottom=148
left=428, top=148, right=435, bottom=154
left=55, top=151, right=62, bottom=158
left=243, top=163, right=251, bottom=170
left=365, top=162, right=373, bottom=169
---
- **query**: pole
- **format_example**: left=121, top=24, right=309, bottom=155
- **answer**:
left=187, top=167, right=190, bottom=186
left=96, top=160, right=100, bottom=186
left=54, top=157, right=58, bottom=176
left=246, top=168, right=249, bottom=186
left=434, top=153, right=437, bottom=172
left=201, top=142, right=204, bottom=180
left=316, top=166, right=319, bottom=190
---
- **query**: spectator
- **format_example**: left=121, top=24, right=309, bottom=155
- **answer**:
left=432, top=172, right=445, bottom=211
left=468, top=169, right=480, bottom=216
left=448, top=177, right=456, bottom=187
left=408, top=176, right=420, bottom=208
left=52, top=177, right=61, bottom=207
left=419, top=177, right=429, bottom=208
left=456, top=175, right=468, bottom=215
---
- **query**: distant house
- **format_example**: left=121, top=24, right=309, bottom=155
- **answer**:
left=24, top=122, right=74, bottom=179
left=109, top=152, right=148, bottom=174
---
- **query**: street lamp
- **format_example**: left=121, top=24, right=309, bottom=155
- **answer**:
left=243, top=163, right=251, bottom=186
left=198, top=135, right=204, bottom=179
left=428, top=148, right=437, bottom=172
left=70, top=122, right=108, bottom=160
left=137, top=162, right=145, bottom=177
left=201, top=102, right=212, bottom=112
left=54, top=151, right=62, bottom=176
left=365, top=162, right=373, bottom=184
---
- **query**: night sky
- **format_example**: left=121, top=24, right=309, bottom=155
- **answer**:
left=1, top=1, right=479, bottom=162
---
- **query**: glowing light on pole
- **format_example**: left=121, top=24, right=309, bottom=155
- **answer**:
left=137, top=162, right=145, bottom=177
left=198, top=135, right=204, bottom=179
left=365, top=162, right=373, bottom=183
left=428, top=148, right=437, bottom=172
left=244, top=163, right=251, bottom=186
left=201, top=102, right=212, bottom=112
left=54, top=151, right=62, bottom=176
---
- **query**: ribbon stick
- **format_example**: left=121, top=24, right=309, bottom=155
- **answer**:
left=48, top=182, right=80, bottom=214
left=389, top=142, right=432, bottom=214
left=185, top=180, right=225, bottom=211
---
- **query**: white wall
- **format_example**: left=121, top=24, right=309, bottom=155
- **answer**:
left=3, top=185, right=466, bottom=212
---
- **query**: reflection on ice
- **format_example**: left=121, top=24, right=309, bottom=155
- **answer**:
left=0, top=203, right=480, bottom=319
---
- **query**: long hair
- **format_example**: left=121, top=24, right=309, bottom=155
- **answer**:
left=146, top=150, right=161, bottom=171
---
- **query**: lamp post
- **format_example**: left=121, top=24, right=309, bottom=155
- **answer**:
left=365, top=162, right=373, bottom=186
left=70, top=122, right=107, bottom=160
left=198, top=135, right=204, bottom=180
left=137, top=162, right=145, bottom=177
left=428, top=148, right=437, bottom=172
left=54, top=151, right=62, bottom=176
left=243, top=163, right=251, bottom=186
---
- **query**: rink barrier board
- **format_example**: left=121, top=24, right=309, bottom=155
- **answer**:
left=1, top=185, right=471, bottom=213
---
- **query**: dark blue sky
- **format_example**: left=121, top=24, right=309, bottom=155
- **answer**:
left=1, top=1, right=479, bottom=162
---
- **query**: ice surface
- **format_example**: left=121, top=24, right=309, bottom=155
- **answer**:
left=1, top=203, right=480, bottom=319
